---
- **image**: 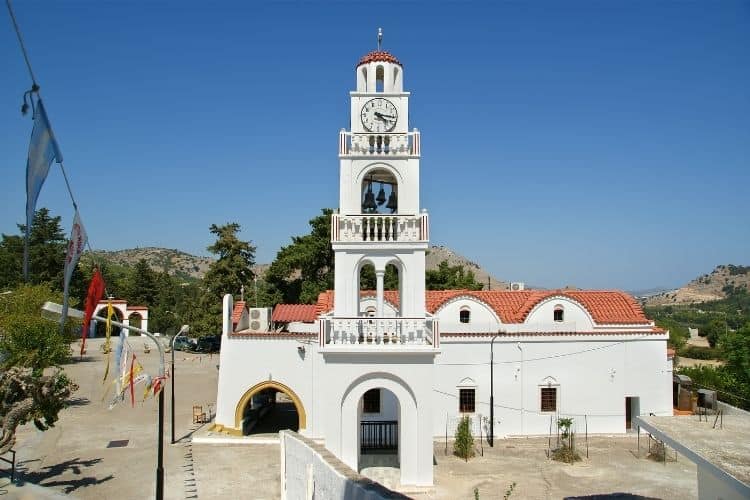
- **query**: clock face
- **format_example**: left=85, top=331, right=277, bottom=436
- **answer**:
left=360, top=98, right=398, bottom=133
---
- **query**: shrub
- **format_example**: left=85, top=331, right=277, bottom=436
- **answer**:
left=678, top=345, right=721, bottom=360
left=454, top=415, right=474, bottom=461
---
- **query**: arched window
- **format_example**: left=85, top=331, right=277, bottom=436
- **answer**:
left=459, top=307, right=471, bottom=324
left=553, top=306, right=564, bottom=322
left=375, top=65, right=384, bottom=92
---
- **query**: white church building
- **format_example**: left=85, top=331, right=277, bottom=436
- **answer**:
left=213, top=44, right=673, bottom=487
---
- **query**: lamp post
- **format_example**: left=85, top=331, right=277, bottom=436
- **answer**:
left=489, top=332, right=499, bottom=447
left=41, top=301, right=175, bottom=500
left=170, top=325, right=190, bottom=444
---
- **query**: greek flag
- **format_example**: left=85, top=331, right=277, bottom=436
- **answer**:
left=24, top=99, right=63, bottom=280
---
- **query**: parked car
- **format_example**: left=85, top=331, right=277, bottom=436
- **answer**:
left=195, top=335, right=221, bottom=353
left=173, top=336, right=195, bottom=352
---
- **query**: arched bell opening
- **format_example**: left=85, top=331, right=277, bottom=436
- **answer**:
left=361, top=168, right=398, bottom=214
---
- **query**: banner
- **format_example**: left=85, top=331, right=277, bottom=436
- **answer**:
left=60, top=210, right=87, bottom=331
left=81, top=269, right=106, bottom=355
left=24, top=99, right=63, bottom=280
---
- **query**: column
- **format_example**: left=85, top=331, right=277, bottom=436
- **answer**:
left=376, top=269, right=385, bottom=317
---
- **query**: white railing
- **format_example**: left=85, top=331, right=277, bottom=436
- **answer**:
left=331, top=213, right=428, bottom=243
left=322, top=317, right=437, bottom=347
left=339, top=129, right=420, bottom=156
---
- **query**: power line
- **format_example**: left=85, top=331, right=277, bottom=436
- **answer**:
left=435, top=341, right=626, bottom=366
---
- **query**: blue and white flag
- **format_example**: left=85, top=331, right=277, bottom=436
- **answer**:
left=24, top=99, right=63, bottom=280
left=60, top=210, right=87, bottom=330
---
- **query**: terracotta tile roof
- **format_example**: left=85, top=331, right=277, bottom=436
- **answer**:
left=315, top=290, right=651, bottom=325
left=272, top=304, right=319, bottom=323
left=358, top=50, right=402, bottom=67
left=231, top=301, right=246, bottom=326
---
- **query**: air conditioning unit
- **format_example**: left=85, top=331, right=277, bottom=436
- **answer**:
left=510, top=282, right=525, bottom=291
left=247, top=307, right=272, bottom=332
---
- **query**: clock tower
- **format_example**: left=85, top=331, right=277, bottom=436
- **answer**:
left=331, top=36, right=429, bottom=330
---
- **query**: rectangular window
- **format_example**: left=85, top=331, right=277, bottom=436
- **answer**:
left=459, top=310, right=470, bottom=323
left=459, top=388, right=475, bottom=413
left=541, top=387, right=557, bottom=412
left=363, top=389, right=380, bottom=413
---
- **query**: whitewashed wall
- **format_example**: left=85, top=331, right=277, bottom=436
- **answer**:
left=432, top=335, right=672, bottom=438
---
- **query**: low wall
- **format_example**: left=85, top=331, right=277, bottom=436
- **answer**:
left=280, top=430, right=409, bottom=500
left=717, top=401, right=750, bottom=417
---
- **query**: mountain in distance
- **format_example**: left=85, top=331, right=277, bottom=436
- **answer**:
left=87, top=245, right=510, bottom=289
left=644, top=264, right=750, bottom=306
left=85, top=247, right=213, bottom=281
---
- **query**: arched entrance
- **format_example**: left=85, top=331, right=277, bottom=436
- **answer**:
left=234, top=381, right=306, bottom=436
left=359, top=388, right=401, bottom=471
left=340, top=373, right=419, bottom=485
left=94, top=307, right=123, bottom=337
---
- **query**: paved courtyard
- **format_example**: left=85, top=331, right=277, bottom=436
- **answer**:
left=2, top=338, right=699, bottom=499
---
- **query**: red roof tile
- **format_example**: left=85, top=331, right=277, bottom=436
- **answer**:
left=315, top=290, right=651, bottom=325
left=272, top=304, right=319, bottom=323
left=357, top=50, right=402, bottom=67
left=231, top=301, right=246, bottom=326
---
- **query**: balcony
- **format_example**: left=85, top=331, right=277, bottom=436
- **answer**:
left=331, top=213, right=429, bottom=243
left=339, top=130, right=420, bottom=156
left=321, top=317, right=438, bottom=348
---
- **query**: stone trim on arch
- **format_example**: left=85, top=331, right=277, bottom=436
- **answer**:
left=523, top=295, right=594, bottom=325
left=233, top=380, right=307, bottom=433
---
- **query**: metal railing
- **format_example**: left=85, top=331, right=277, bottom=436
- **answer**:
left=361, top=421, right=398, bottom=452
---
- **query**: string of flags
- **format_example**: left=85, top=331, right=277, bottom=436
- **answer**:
left=10, top=1, right=167, bottom=410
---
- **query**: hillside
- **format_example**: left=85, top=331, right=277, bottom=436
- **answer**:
left=645, top=264, right=750, bottom=306
left=85, top=247, right=213, bottom=281
left=87, top=245, right=508, bottom=289
left=426, top=245, right=509, bottom=290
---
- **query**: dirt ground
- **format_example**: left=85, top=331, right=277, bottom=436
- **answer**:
left=3, top=338, right=699, bottom=499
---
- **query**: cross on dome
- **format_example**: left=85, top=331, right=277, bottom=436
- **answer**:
left=357, top=27, right=402, bottom=67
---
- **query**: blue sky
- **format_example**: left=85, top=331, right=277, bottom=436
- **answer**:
left=1, top=1, right=748, bottom=291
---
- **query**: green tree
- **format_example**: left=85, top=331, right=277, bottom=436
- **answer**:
left=426, top=260, right=484, bottom=291
left=454, top=415, right=475, bottom=461
left=197, top=223, right=256, bottom=334
left=266, top=209, right=334, bottom=304
left=122, top=259, right=159, bottom=306
left=0, top=208, right=73, bottom=290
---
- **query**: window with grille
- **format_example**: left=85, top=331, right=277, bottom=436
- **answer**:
left=459, top=388, right=475, bottom=413
left=363, top=389, right=380, bottom=413
left=459, top=308, right=470, bottom=323
left=541, top=387, right=557, bottom=412
left=553, top=307, right=564, bottom=322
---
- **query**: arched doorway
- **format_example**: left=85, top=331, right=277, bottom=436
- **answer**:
left=340, top=373, right=419, bottom=485
left=234, top=381, right=306, bottom=436
left=127, top=312, right=143, bottom=336
left=359, top=388, right=401, bottom=471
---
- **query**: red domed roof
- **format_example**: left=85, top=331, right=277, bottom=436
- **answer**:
left=357, top=50, right=402, bottom=67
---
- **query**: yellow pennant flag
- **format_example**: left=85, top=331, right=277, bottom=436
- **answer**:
left=102, top=300, right=114, bottom=382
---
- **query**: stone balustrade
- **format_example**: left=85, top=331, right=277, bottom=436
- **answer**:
left=339, top=130, right=420, bottom=156
left=331, top=213, right=428, bottom=243
left=321, top=317, right=437, bottom=347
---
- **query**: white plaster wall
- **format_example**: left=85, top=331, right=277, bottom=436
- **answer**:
left=281, top=431, right=406, bottom=500
left=697, top=465, right=749, bottom=500
left=432, top=336, right=672, bottom=438
left=435, top=298, right=500, bottom=333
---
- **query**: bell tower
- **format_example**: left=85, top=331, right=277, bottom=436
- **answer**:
left=331, top=31, right=429, bottom=333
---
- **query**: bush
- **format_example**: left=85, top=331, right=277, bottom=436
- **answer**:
left=678, top=345, right=722, bottom=360
left=454, top=415, right=474, bottom=461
